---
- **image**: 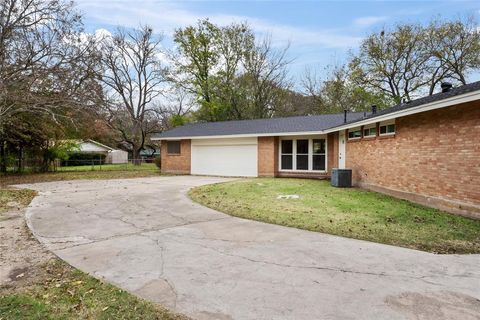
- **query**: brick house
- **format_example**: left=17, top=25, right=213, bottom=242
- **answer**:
left=153, top=82, right=480, bottom=218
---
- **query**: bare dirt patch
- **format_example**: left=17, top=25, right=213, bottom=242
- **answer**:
left=0, top=203, right=54, bottom=291
left=0, top=187, right=189, bottom=319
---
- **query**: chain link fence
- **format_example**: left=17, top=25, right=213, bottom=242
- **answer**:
left=5, top=158, right=159, bottom=173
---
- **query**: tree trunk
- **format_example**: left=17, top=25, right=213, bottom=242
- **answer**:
left=0, top=140, right=6, bottom=174
left=132, top=148, right=142, bottom=165
left=17, top=145, right=24, bottom=173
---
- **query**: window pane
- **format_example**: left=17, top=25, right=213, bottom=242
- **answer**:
left=364, top=127, right=376, bottom=136
left=281, top=140, right=292, bottom=154
left=297, top=139, right=308, bottom=154
left=380, top=126, right=387, bottom=134
left=167, top=141, right=181, bottom=154
left=296, top=155, right=308, bottom=170
left=348, top=130, right=361, bottom=139
left=281, top=155, right=292, bottom=170
left=313, top=155, right=326, bottom=170
left=313, top=139, right=325, bottom=154
left=387, top=124, right=395, bottom=133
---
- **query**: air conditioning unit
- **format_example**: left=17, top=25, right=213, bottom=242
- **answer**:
left=331, top=169, right=352, bottom=188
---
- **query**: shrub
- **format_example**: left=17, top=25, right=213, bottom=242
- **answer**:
left=62, top=153, right=106, bottom=166
left=153, top=156, right=161, bottom=169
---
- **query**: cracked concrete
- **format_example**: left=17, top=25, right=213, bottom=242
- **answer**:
left=21, top=176, right=480, bottom=320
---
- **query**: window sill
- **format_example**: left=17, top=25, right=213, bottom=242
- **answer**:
left=347, top=138, right=362, bottom=143
left=167, top=153, right=182, bottom=156
left=279, top=169, right=327, bottom=173
left=379, top=133, right=395, bottom=139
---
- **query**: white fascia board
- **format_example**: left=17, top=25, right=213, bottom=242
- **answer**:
left=152, top=90, right=480, bottom=140
left=324, top=90, right=480, bottom=134
left=151, top=130, right=326, bottom=141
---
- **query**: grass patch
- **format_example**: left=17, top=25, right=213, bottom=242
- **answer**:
left=0, top=185, right=187, bottom=319
left=189, top=178, right=480, bottom=254
left=57, top=163, right=157, bottom=172
left=0, top=260, right=187, bottom=320
left=1, top=170, right=162, bottom=187
left=0, top=189, right=36, bottom=214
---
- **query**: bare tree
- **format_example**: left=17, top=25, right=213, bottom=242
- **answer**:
left=301, top=64, right=393, bottom=114
left=161, top=87, right=195, bottom=129
left=240, top=36, right=292, bottom=118
left=0, top=0, right=100, bottom=172
left=349, top=24, right=430, bottom=102
left=99, top=26, right=167, bottom=163
left=425, top=16, right=480, bottom=94
left=350, top=17, right=480, bottom=101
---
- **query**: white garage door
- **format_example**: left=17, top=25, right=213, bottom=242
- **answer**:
left=191, top=138, right=258, bottom=177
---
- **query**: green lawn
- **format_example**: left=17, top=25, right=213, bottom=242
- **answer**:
left=0, top=260, right=187, bottom=320
left=189, top=178, right=480, bottom=254
left=57, top=163, right=157, bottom=172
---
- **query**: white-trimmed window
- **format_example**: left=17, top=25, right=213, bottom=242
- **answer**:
left=348, top=127, right=362, bottom=140
left=312, top=139, right=326, bottom=171
left=296, top=139, right=309, bottom=170
left=280, top=140, right=293, bottom=170
left=379, top=120, right=396, bottom=136
left=279, top=138, right=327, bottom=172
left=363, top=124, right=377, bottom=137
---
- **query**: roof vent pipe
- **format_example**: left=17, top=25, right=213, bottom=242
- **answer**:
left=441, top=82, right=453, bottom=93
left=371, top=105, right=377, bottom=114
left=344, top=110, right=347, bottom=123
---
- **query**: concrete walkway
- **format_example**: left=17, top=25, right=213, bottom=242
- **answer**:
left=22, top=176, right=480, bottom=320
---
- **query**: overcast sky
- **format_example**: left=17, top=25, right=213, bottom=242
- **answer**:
left=76, top=0, right=480, bottom=81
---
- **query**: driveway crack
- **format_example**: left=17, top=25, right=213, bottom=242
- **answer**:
left=161, top=234, right=464, bottom=288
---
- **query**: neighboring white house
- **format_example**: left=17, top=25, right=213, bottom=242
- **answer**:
left=75, top=140, right=128, bottom=164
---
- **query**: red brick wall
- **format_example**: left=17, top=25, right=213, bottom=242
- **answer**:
left=258, top=137, right=278, bottom=177
left=160, top=139, right=191, bottom=174
left=346, top=101, right=480, bottom=217
left=327, top=132, right=338, bottom=173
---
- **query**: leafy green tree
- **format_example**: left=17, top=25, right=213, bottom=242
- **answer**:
left=302, top=64, right=393, bottom=114
left=172, top=19, right=291, bottom=121
left=349, top=16, right=480, bottom=101
left=424, top=16, right=480, bottom=94
left=349, top=24, right=428, bottom=103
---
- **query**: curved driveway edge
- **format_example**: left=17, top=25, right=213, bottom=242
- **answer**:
left=21, top=176, right=480, bottom=320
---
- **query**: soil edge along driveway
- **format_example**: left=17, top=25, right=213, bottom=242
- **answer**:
left=22, top=176, right=480, bottom=320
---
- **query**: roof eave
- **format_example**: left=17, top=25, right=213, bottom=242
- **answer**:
left=151, top=130, right=329, bottom=140
left=324, top=89, right=480, bottom=134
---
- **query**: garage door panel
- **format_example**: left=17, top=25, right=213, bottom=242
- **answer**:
left=191, top=139, right=258, bottom=177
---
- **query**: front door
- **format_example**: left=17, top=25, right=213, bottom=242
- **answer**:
left=338, top=131, right=346, bottom=169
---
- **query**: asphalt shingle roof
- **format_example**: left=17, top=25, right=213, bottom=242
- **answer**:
left=336, top=80, right=480, bottom=128
left=154, top=81, right=480, bottom=139
left=155, top=112, right=368, bottom=138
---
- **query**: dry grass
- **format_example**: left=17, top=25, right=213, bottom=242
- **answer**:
left=0, top=181, right=188, bottom=320
left=1, top=170, right=162, bottom=187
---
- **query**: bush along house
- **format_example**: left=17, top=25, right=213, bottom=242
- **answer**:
left=152, top=82, right=480, bottom=219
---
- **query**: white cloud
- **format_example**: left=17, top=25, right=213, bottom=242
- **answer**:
left=354, top=16, right=388, bottom=27
left=75, top=0, right=361, bottom=49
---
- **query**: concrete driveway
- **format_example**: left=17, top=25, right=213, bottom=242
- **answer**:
left=23, top=176, right=480, bottom=320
